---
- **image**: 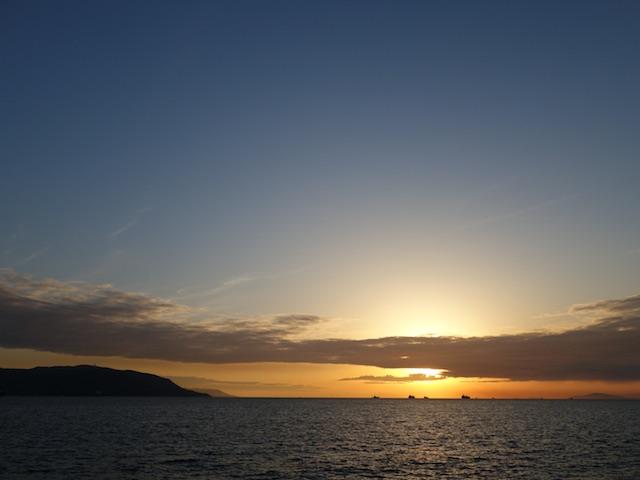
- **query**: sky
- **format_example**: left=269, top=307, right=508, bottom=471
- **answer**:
left=1, top=0, right=639, bottom=398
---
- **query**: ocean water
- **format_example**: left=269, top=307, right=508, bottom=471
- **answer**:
left=1, top=398, right=639, bottom=479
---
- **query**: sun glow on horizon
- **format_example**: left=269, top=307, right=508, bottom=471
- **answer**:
left=405, top=368, right=446, bottom=380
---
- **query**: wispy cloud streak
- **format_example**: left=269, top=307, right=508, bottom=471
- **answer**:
left=452, top=195, right=576, bottom=233
left=109, top=206, right=153, bottom=241
left=340, top=373, right=442, bottom=384
left=13, top=247, right=49, bottom=267
left=173, top=274, right=260, bottom=301
left=1, top=271, right=638, bottom=382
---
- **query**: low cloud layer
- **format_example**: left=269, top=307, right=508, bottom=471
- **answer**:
left=1, top=271, right=639, bottom=382
left=340, top=373, right=442, bottom=384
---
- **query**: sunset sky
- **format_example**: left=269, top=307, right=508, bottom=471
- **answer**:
left=2, top=0, right=639, bottom=398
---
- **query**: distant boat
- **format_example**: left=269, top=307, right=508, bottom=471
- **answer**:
left=408, top=395, right=415, bottom=399
left=461, top=395, right=471, bottom=399
left=372, top=396, right=380, bottom=399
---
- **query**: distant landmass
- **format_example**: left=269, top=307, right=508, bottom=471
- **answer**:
left=571, top=393, right=626, bottom=400
left=0, top=365, right=212, bottom=397
left=191, top=388, right=235, bottom=398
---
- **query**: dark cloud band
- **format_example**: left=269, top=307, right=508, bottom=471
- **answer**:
left=339, top=373, right=442, bottom=383
left=1, top=271, right=638, bottom=382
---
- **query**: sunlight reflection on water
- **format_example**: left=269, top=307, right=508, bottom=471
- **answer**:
left=2, top=398, right=639, bottom=479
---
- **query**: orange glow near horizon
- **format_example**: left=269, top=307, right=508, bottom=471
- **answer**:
left=1, top=348, right=639, bottom=399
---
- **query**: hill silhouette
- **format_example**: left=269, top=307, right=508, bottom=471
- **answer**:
left=0, top=365, right=210, bottom=397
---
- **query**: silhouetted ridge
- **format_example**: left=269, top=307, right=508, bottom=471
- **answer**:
left=0, top=365, right=209, bottom=397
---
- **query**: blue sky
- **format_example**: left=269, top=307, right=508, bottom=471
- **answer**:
left=1, top=1, right=639, bottom=396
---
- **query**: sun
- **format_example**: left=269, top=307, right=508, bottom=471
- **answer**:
left=406, top=368, right=446, bottom=380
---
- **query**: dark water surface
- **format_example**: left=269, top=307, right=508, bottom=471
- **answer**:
left=1, top=398, right=639, bottom=479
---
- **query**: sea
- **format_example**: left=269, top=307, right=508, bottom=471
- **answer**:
left=1, top=397, right=639, bottom=479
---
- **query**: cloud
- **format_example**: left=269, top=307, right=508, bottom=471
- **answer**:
left=168, top=375, right=322, bottom=391
left=1, top=270, right=639, bottom=382
left=340, top=373, right=442, bottom=384
left=109, top=220, right=138, bottom=241
left=13, top=247, right=50, bottom=267
left=569, top=294, right=640, bottom=317
left=109, top=206, right=153, bottom=241
left=168, top=376, right=259, bottom=387
left=2, top=223, right=49, bottom=267
left=223, top=314, right=327, bottom=334
left=172, top=273, right=260, bottom=301
left=452, top=195, right=576, bottom=233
